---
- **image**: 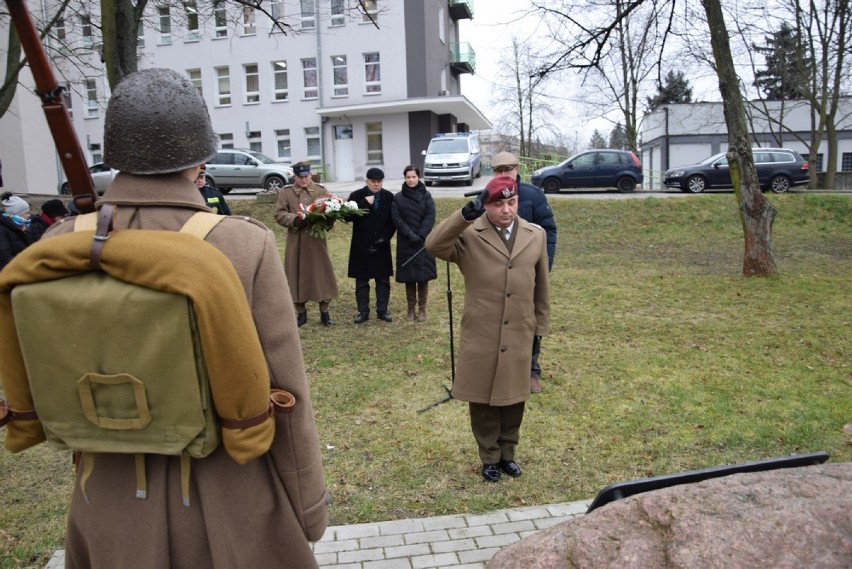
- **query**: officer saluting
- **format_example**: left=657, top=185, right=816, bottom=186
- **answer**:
left=274, top=162, right=339, bottom=327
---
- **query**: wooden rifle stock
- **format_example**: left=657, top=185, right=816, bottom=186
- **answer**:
left=6, top=0, right=97, bottom=213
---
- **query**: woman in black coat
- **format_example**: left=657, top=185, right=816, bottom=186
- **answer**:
left=391, top=165, right=437, bottom=321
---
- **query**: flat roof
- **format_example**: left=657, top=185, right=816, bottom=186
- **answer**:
left=316, top=95, right=492, bottom=131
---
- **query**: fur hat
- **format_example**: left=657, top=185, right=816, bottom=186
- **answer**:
left=2, top=194, right=30, bottom=216
left=484, top=175, right=518, bottom=204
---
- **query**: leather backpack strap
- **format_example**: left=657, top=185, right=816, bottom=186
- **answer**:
left=89, top=204, right=116, bottom=271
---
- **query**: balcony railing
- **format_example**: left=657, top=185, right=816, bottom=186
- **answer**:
left=450, top=42, right=476, bottom=75
left=449, top=0, right=473, bottom=20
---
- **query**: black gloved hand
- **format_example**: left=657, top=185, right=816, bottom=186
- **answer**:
left=408, top=233, right=423, bottom=245
left=461, top=188, right=489, bottom=221
left=367, top=244, right=379, bottom=255
left=293, top=216, right=307, bottom=228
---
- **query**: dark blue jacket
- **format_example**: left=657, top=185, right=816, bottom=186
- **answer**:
left=516, top=178, right=557, bottom=270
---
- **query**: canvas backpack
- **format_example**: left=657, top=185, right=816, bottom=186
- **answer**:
left=0, top=205, right=294, bottom=504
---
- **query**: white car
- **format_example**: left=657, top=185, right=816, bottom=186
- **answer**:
left=58, top=163, right=116, bottom=196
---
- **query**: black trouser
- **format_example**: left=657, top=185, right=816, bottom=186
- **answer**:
left=531, top=335, right=542, bottom=379
left=355, top=277, right=390, bottom=314
left=468, top=401, right=526, bottom=464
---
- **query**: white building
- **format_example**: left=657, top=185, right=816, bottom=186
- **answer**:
left=639, top=98, right=852, bottom=189
left=0, top=0, right=491, bottom=194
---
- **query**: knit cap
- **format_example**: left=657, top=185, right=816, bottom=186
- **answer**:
left=2, top=195, right=30, bottom=216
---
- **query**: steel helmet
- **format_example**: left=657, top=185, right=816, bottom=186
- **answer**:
left=103, top=68, right=217, bottom=174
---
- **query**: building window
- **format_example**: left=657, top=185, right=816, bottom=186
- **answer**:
left=841, top=153, right=852, bottom=172
left=248, top=131, right=262, bottom=152
left=272, top=61, right=289, bottom=101
left=300, top=0, right=316, bottom=29
left=438, top=7, right=445, bottom=43
left=815, top=153, right=824, bottom=172
left=302, top=58, right=318, bottom=99
left=219, top=133, right=234, bottom=149
left=362, top=0, right=378, bottom=22
left=243, top=6, right=256, bottom=35
left=185, top=2, right=200, bottom=41
left=214, top=4, right=228, bottom=38
left=54, top=17, right=66, bottom=41
left=271, top=0, right=285, bottom=31
left=366, top=122, right=383, bottom=163
left=364, top=52, right=381, bottom=94
left=276, top=129, right=291, bottom=160
left=81, top=15, right=93, bottom=48
left=85, top=79, right=98, bottom=118
left=63, top=82, right=73, bottom=118
left=216, top=67, right=231, bottom=106
left=137, top=20, right=145, bottom=48
left=331, top=55, right=348, bottom=97
left=330, top=0, right=345, bottom=26
left=305, top=127, right=321, bottom=164
left=158, top=7, right=172, bottom=45
left=244, top=64, right=260, bottom=104
left=187, top=69, right=202, bottom=96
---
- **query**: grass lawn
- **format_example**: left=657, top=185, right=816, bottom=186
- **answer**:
left=2, top=192, right=850, bottom=567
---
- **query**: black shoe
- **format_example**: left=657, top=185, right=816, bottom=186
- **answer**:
left=353, top=312, right=370, bottom=324
left=320, top=312, right=335, bottom=326
left=498, top=460, right=522, bottom=478
left=481, top=463, right=501, bottom=482
left=376, top=311, right=393, bottom=322
left=296, top=312, right=307, bottom=327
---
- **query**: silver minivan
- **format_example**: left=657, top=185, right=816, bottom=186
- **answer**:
left=422, top=133, right=482, bottom=186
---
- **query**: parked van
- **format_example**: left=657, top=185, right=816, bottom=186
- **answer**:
left=422, top=132, right=481, bottom=186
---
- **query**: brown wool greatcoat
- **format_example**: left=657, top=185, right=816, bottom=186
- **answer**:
left=426, top=209, right=550, bottom=407
left=45, top=174, right=328, bottom=569
left=274, top=182, right=339, bottom=304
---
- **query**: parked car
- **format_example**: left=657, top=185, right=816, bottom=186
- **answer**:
left=204, top=149, right=293, bottom=193
left=531, top=150, right=643, bottom=193
left=58, top=162, right=116, bottom=195
left=664, top=148, right=809, bottom=194
left=422, top=132, right=482, bottom=186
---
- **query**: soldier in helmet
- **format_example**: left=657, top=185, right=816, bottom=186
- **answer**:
left=41, top=69, right=328, bottom=568
left=274, top=161, right=339, bottom=327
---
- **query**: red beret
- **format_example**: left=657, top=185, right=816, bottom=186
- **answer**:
left=485, top=175, right=518, bottom=204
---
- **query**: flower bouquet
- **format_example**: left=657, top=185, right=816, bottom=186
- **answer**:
left=300, top=195, right=367, bottom=239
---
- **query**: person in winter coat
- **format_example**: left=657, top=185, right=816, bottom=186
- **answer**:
left=492, top=151, right=558, bottom=393
left=347, top=167, right=396, bottom=323
left=28, top=69, right=328, bottom=568
left=426, top=175, right=550, bottom=483
left=391, top=165, right=437, bottom=321
left=28, top=199, right=69, bottom=242
left=274, top=161, right=339, bottom=327
left=195, top=165, right=231, bottom=215
left=0, top=193, right=32, bottom=269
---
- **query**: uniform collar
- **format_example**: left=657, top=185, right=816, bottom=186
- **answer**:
left=99, top=172, right=210, bottom=211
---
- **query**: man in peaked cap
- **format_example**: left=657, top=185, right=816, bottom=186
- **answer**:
left=274, top=160, right=339, bottom=327
left=426, top=175, right=550, bottom=483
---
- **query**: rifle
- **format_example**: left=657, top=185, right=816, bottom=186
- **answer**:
left=6, top=0, right=97, bottom=213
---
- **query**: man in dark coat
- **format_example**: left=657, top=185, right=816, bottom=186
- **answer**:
left=347, top=167, right=396, bottom=323
left=426, top=175, right=550, bottom=483
left=493, top=151, right=557, bottom=393
left=28, top=199, right=69, bottom=242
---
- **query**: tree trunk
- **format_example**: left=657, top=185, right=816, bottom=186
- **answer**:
left=0, top=25, right=22, bottom=117
left=101, top=0, right=143, bottom=90
left=701, top=0, right=777, bottom=276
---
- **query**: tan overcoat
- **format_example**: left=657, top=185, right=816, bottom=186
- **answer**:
left=426, top=210, right=550, bottom=406
left=46, top=174, right=328, bottom=568
left=274, top=183, right=339, bottom=304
